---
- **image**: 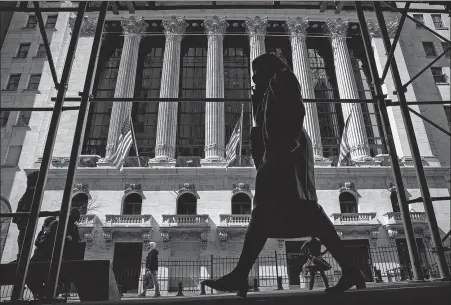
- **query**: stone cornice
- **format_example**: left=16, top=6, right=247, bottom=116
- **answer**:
left=203, top=16, right=228, bottom=35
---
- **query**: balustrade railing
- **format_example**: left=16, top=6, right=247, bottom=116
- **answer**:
left=105, top=214, right=153, bottom=226
left=331, top=212, right=377, bottom=224
left=161, top=215, right=209, bottom=226
left=384, top=212, right=427, bottom=224
left=219, top=214, right=251, bottom=226
left=78, top=214, right=97, bottom=226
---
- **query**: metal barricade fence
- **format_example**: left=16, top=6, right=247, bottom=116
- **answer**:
left=1, top=246, right=450, bottom=300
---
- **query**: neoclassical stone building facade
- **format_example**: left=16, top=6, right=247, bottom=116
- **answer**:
left=1, top=1, right=450, bottom=294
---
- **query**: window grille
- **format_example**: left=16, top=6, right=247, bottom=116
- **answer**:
left=45, top=15, right=58, bottom=29
left=27, top=74, right=41, bottom=90
left=17, top=111, right=31, bottom=126
left=431, top=67, right=447, bottom=83
left=431, top=14, right=444, bottom=29
left=83, top=37, right=122, bottom=157
left=177, top=37, right=207, bottom=158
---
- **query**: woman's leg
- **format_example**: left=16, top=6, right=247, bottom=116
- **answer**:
left=229, top=209, right=267, bottom=278
left=309, top=270, right=316, bottom=290
left=320, top=270, right=329, bottom=289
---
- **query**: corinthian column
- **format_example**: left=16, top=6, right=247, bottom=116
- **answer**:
left=201, top=16, right=228, bottom=166
left=366, top=19, right=438, bottom=165
left=245, top=16, right=268, bottom=88
left=99, top=16, right=148, bottom=165
left=286, top=17, right=326, bottom=161
left=149, top=16, right=188, bottom=167
left=325, top=18, right=372, bottom=162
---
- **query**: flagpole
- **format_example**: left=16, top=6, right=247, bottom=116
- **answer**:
left=129, top=115, right=141, bottom=167
left=238, top=103, right=244, bottom=167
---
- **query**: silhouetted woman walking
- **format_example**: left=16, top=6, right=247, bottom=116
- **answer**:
left=301, top=237, right=330, bottom=290
left=202, top=54, right=365, bottom=297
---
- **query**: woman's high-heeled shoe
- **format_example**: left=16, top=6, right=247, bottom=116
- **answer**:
left=325, top=270, right=366, bottom=293
left=201, top=274, right=249, bottom=298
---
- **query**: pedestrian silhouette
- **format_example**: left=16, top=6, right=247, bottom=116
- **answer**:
left=301, top=237, right=330, bottom=290
left=202, top=53, right=365, bottom=297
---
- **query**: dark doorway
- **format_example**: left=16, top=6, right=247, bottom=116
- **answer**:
left=342, top=239, right=373, bottom=282
left=285, top=241, right=308, bottom=286
left=395, top=238, right=428, bottom=280
left=113, top=242, right=143, bottom=294
left=177, top=193, right=197, bottom=214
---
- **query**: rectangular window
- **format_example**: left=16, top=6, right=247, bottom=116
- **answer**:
left=0, top=111, right=10, bottom=127
left=413, top=14, right=424, bottom=27
left=27, top=74, right=41, bottom=90
left=422, top=42, right=437, bottom=57
left=431, top=14, right=445, bottom=29
left=17, top=111, right=31, bottom=126
left=431, top=67, right=447, bottom=83
left=36, top=44, right=46, bottom=58
left=5, top=74, right=21, bottom=90
left=26, top=15, right=37, bottom=28
left=444, top=105, right=451, bottom=130
left=45, top=14, right=58, bottom=29
left=441, top=42, right=450, bottom=59
left=4, top=145, right=22, bottom=166
left=16, top=43, right=30, bottom=58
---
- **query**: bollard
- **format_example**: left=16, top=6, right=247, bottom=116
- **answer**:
left=200, top=283, right=206, bottom=295
left=176, top=282, right=184, bottom=296
left=277, top=276, right=283, bottom=290
left=253, top=278, right=260, bottom=292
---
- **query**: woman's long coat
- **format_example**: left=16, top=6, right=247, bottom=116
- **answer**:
left=250, top=69, right=319, bottom=238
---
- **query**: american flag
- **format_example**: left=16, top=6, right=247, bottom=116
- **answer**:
left=337, top=105, right=357, bottom=167
left=110, top=119, right=133, bottom=170
left=225, top=114, right=242, bottom=168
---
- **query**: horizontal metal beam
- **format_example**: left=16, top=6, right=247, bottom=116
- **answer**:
left=386, top=101, right=449, bottom=106
left=5, top=3, right=445, bottom=13
left=50, top=97, right=377, bottom=104
left=408, top=107, right=451, bottom=137
left=0, top=107, right=80, bottom=112
left=407, top=196, right=451, bottom=204
left=0, top=211, right=60, bottom=218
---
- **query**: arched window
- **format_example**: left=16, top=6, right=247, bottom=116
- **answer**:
left=177, top=193, right=197, bottom=215
left=390, top=191, right=401, bottom=213
left=339, top=192, right=358, bottom=213
left=72, top=193, right=89, bottom=215
left=122, top=193, right=142, bottom=215
left=231, top=193, right=252, bottom=214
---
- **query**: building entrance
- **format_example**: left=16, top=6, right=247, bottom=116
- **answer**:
left=112, top=242, right=143, bottom=294
left=342, top=239, right=373, bottom=282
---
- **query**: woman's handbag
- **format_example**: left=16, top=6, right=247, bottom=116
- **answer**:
left=143, top=270, right=154, bottom=289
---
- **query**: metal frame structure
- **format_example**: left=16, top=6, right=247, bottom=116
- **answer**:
left=0, top=1, right=450, bottom=302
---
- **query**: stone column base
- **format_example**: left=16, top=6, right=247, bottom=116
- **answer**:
left=314, top=156, right=332, bottom=167
left=148, top=157, right=176, bottom=168
left=200, top=157, right=227, bottom=168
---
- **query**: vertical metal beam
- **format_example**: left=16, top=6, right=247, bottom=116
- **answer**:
left=44, top=1, right=109, bottom=299
left=355, top=1, right=424, bottom=281
left=10, top=2, right=87, bottom=301
left=374, top=1, right=451, bottom=280
left=380, top=2, right=410, bottom=84
left=33, top=1, right=59, bottom=89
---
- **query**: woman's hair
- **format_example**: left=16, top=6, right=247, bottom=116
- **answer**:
left=252, top=53, right=292, bottom=77
left=149, top=242, right=156, bottom=250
